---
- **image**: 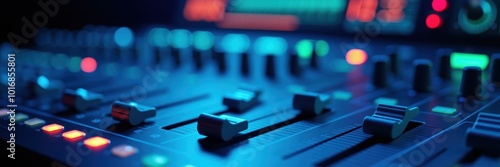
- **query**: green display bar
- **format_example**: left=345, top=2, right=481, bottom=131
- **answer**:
left=451, top=52, right=489, bottom=70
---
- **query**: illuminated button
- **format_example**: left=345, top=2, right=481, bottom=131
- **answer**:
left=374, top=97, right=398, bottom=105
left=332, top=91, right=352, bottom=101
left=83, top=136, right=110, bottom=149
left=431, top=106, right=457, bottom=115
left=15, top=113, right=29, bottom=122
left=62, top=130, right=86, bottom=141
left=112, top=145, right=138, bottom=158
left=42, top=124, right=64, bottom=134
left=24, top=118, right=45, bottom=127
left=142, top=154, right=169, bottom=167
left=0, top=108, right=10, bottom=117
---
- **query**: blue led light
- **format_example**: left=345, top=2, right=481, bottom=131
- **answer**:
left=114, top=27, right=135, bottom=48
left=169, top=29, right=191, bottom=49
left=222, top=34, right=250, bottom=54
left=37, top=76, right=49, bottom=89
left=148, top=28, right=169, bottom=47
left=255, top=36, right=287, bottom=55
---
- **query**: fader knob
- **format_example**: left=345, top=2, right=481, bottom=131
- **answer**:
left=459, top=66, right=482, bottom=99
left=241, top=53, right=250, bottom=76
left=193, top=50, right=203, bottom=70
left=437, top=48, right=452, bottom=79
left=289, top=53, right=301, bottom=75
left=111, top=101, right=156, bottom=126
left=386, top=46, right=399, bottom=75
left=491, top=54, right=500, bottom=85
left=310, top=50, right=318, bottom=68
left=215, top=51, right=227, bottom=73
left=171, top=49, right=181, bottom=67
left=412, top=59, right=432, bottom=92
left=372, top=56, right=389, bottom=88
left=265, top=54, right=276, bottom=78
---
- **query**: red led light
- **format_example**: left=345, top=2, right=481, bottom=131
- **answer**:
left=432, top=0, right=447, bottom=12
left=81, top=57, right=97, bottom=73
left=184, top=0, right=227, bottom=22
left=346, top=0, right=379, bottom=22
left=426, top=14, right=442, bottom=29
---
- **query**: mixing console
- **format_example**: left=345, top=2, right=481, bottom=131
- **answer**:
left=1, top=0, right=500, bottom=167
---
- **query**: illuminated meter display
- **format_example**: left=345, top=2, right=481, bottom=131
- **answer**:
left=343, top=0, right=420, bottom=35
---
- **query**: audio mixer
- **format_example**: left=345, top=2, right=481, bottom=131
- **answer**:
left=1, top=0, right=500, bottom=167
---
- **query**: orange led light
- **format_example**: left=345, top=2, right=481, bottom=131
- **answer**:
left=84, top=136, right=110, bottom=150
left=62, top=130, right=86, bottom=141
left=42, top=124, right=64, bottom=134
left=346, top=49, right=368, bottom=65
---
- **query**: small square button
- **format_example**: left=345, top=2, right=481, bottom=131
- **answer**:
left=42, top=124, right=64, bottom=134
left=62, top=130, right=86, bottom=141
left=84, top=136, right=110, bottom=150
left=112, top=145, right=138, bottom=158
left=432, top=106, right=457, bottom=115
left=24, top=118, right=45, bottom=127
left=15, top=113, right=29, bottom=122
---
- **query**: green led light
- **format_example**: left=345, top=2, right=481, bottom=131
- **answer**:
left=193, top=31, right=214, bottom=51
left=255, top=36, right=287, bottom=55
left=432, top=106, right=457, bottom=115
left=142, top=154, right=169, bottom=167
left=296, top=40, right=313, bottom=59
left=315, top=40, right=329, bottom=57
left=451, top=52, right=489, bottom=70
left=374, top=97, right=398, bottom=105
left=332, top=91, right=352, bottom=100
left=68, top=57, right=82, bottom=72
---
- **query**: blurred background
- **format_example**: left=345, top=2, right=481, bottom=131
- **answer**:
left=1, top=0, right=499, bottom=47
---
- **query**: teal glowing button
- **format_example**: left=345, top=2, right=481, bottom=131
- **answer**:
left=315, top=40, right=329, bottom=57
left=114, top=27, right=135, bottom=48
left=295, top=39, right=313, bottom=59
left=255, top=36, right=287, bottom=55
left=15, top=113, right=29, bottom=122
left=374, top=97, right=398, bottom=105
left=24, top=118, right=45, bottom=127
left=169, top=29, right=191, bottom=49
left=148, top=28, right=169, bottom=48
left=287, top=85, right=305, bottom=93
left=193, top=31, right=214, bottom=51
left=68, top=57, right=82, bottom=72
left=222, top=34, right=250, bottom=54
left=332, top=91, right=352, bottom=100
left=432, top=106, right=457, bottom=115
left=142, top=154, right=169, bottom=167
left=451, top=52, right=489, bottom=70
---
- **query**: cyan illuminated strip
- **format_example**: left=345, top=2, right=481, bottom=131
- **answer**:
left=451, top=52, right=489, bottom=70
